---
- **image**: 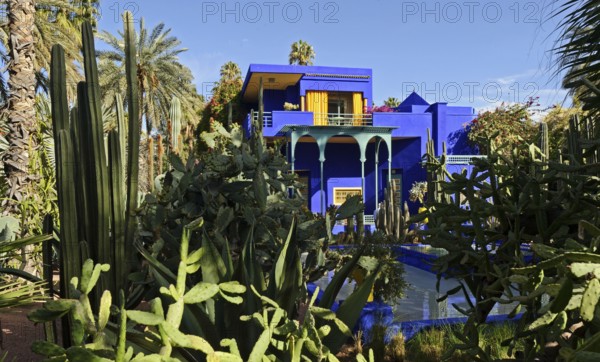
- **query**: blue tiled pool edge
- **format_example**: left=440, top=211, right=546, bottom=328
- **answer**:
left=316, top=244, right=529, bottom=342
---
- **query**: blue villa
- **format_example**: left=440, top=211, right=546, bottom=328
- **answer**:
left=241, top=64, right=478, bottom=222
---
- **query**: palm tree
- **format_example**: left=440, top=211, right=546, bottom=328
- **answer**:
left=384, top=97, right=400, bottom=108
left=2, top=0, right=37, bottom=212
left=553, top=1, right=600, bottom=117
left=289, top=40, right=315, bottom=66
left=97, top=18, right=200, bottom=135
left=97, top=18, right=201, bottom=189
left=220, top=61, right=242, bottom=83
left=1, top=0, right=97, bottom=213
left=0, top=1, right=99, bottom=102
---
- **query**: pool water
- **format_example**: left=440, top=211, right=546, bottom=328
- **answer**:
left=311, top=244, right=524, bottom=337
left=396, top=264, right=517, bottom=322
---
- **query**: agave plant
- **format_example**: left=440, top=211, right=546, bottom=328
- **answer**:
left=29, top=215, right=371, bottom=361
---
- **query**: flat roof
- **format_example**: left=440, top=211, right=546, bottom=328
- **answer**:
left=241, top=64, right=372, bottom=102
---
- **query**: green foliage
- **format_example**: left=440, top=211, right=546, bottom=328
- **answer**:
left=0, top=280, right=46, bottom=309
left=467, top=99, right=538, bottom=156
left=289, top=40, right=315, bottom=66
left=135, top=104, right=380, bottom=358
left=0, top=231, right=52, bottom=309
left=553, top=1, right=600, bottom=118
left=169, top=96, right=182, bottom=154
left=0, top=0, right=99, bottom=103
left=362, top=234, right=408, bottom=303
left=197, top=61, right=245, bottom=150
left=422, top=115, right=600, bottom=360
left=29, top=221, right=245, bottom=361
left=29, top=212, right=368, bottom=361
left=376, top=181, right=415, bottom=243
left=14, top=95, right=60, bottom=239
left=97, top=17, right=201, bottom=136
left=50, top=14, right=141, bottom=303
left=383, top=97, right=400, bottom=108
left=542, top=106, right=584, bottom=160
left=405, top=323, right=521, bottom=362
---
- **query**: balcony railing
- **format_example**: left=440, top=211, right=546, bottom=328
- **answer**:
left=313, top=113, right=373, bottom=126
left=251, top=111, right=374, bottom=128
left=252, top=111, right=273, bottom=127
left=446, top=155, right=487, bottom=164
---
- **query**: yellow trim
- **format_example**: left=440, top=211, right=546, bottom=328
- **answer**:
left=306, top=91, right=328, bottom=125
left=352, top=269, right=375, bottom=302
left=352, top=92, right=363, bottom=125
left=333, top=187, right=362, bottom=205
left=418, top=206, right=428, bottom=224
left=300, top=96, right=305, bottom=111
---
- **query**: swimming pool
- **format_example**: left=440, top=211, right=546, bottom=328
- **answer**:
left=313, top=244, right=525, bottom=340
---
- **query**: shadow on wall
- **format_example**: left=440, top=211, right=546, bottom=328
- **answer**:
left=446, top=128, right=478, bottom=155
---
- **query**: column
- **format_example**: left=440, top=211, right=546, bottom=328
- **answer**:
left=387, top=137, right=393, bottom=185
left=316, top=135, right=328, bottom=215
left=356, top=136, right=369, bottom=206
left=375, top=139, right=382, bottom=207
left=361, top=156, right=366, bottom=205
left=300, top=96, right=306, bottom=111
left=290, top=130, right=298, bottom=197
left=320, top=159, right=325, bottom=214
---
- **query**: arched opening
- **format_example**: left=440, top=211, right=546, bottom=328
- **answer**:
left=324, top=135, right=361, bottom=211
left=292, top=135, right=318, bottom=210
left=286, top=127, right=393, bottom=217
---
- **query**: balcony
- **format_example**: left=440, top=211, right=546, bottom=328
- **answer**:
left=312, top=113, right=373, bottom=126
left=248, top=111, right=375, bottom=136
left=245, top=110, right=441, bottom=139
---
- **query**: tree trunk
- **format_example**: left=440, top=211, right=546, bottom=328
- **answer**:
left=2, top=0, right=37, bottom=214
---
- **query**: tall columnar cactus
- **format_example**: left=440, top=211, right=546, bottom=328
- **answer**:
left=540, top=122, right=549, bottom=163
left=538, top=122, right=550, bottom=197
left=148, top=137, right=154, bottom=191
left=583, top=117, right=598, bottom=165
left=375, top=181, right=410, bottom=241
left=567, top=115, right=583, bottom=165
left=157, top=133, right=164, bottom=175
left=170, top=96, right=181, bottom=154
left=49, top=12, right=140, bottom=306
left=425, top=129, right=452, bottom=206
left=123, top=11, right=140, bottom=289
left=227, top=101, right=233, bottom=129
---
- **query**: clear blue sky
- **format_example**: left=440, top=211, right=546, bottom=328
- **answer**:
left=96, top=0, right=568, bottom=112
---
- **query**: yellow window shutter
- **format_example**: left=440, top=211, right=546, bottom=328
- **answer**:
left=352, top=92, right=363, bottom=125
left=307, top=91, right=328, bottom=125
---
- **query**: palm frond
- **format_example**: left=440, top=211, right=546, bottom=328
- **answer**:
left=553, top=0, right=600, bottom=115
left=0, top=280, right=46, bottom=309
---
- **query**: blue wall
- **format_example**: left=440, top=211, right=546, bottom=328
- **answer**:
left=291, top=137, right=427, bottom=215
left=300, top=76, right=372, bottom=106
left=241, top=64, right=478, bottom=216
left=263, top=89, right=286, bottom=112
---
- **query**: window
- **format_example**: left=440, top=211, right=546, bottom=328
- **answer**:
left=328, top=99, right=346, bottom=115
left=327, top=92, right=353, bottom=115
left=333, top=187, right=362, bottom=205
